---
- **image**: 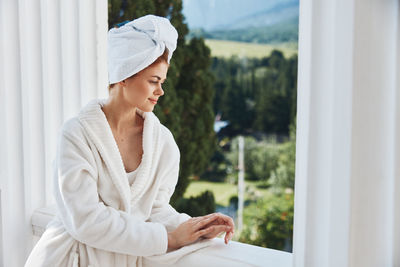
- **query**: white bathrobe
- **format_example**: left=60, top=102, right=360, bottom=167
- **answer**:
left=25, top=99, right=212, bottom=267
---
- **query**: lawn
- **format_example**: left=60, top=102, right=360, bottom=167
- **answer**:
left=184, top=180, right=272, bottom=207
left=204, top=39, right=298, bottom=59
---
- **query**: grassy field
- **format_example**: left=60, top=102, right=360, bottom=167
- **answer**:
left=184, top=180, right=271, bottom=207
left=204, top=39, right=298, bottom=59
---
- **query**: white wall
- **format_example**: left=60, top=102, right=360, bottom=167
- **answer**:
left=293, top=0, right=400, bottom=266
left=0, top=0, right=108, bottom=266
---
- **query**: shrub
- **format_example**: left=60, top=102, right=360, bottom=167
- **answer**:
left=238, top=190, right=294, bottom=252
left=227, top=136, right=280, bottom=182
left=199, top=147, right=231, bottom=182
left=269, top=120, right=296, bottom=189
left=174, top=190, right=216, bottom=217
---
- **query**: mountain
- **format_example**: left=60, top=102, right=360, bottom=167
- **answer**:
left=205, top=18, right=298, bottom=44
left=182, top=0, right=298, bottom=31
left=222, top=2, right=298, bottom=30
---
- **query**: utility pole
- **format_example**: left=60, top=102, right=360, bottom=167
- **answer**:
left=238, top=136, right=245, bottom=232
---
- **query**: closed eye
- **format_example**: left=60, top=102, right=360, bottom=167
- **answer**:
left=150, top=80, right=165, bottom=85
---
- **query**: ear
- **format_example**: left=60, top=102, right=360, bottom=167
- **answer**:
left=118, top=80, right=126, bottom=87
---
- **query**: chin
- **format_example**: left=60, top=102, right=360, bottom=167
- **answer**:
left=139, top=105, right=154, bottom=113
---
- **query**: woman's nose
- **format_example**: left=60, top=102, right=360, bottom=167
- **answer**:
left=156, top=85, right=164, bottom=96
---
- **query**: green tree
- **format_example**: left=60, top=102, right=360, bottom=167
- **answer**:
left=200, top=145, right=231, bottom=182
left=175, top=190, right=216, bottom=217
left=239, top=190, right=294, bottom=252
left=108, top=1, right=216, bottom=203
left=253, top=50, right=297, bottom=135
left=172, top=37, right=216, bottom=202
left=210, top=51, right=297, bottom=138
left=227, top=136, right=280, bottom=182
left=270, top=119, right=296, bottom=189
left=212, top=57, right=256, bottom=137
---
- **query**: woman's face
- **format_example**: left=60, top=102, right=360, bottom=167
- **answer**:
left=120, top=60, right=168, bottom=112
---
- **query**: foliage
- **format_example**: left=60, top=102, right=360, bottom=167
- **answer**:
left=238, top=123, right=296, bottom=250
left=184, top=180, right=272, bottom=207
left=175, top=190, right=216, bottom=217
left=269, top=120, right=296, bottom=189
left=211, top=56, right=255, bottom=136
left=108, top=0, right=216, bottom=203
left=199, top=146, right=231, bottom=182
left=172, top=37, right=217, bottom=202
left=238, top=190, right=294, bottom=252
left=253, top=51, right=298, bottom=135
left=212, top=51, right=297, bottom=137
left=226, top=136, right=280, bottom=182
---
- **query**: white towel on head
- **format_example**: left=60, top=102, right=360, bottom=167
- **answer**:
left=108, top=14, right=178, bottom=84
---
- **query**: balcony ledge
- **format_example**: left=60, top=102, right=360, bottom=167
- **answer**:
left=31, top=207, right=292, bottom=267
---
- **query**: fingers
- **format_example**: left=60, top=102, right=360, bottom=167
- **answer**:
left=197, top=224, right=232, bottom=239
left=202, top=213, right=217, bottom=219
left=195, top=225, right=216, bottom=238
left=214, top=213, right=235, bottom=230
left=189, top=213, right=216, bottom=224
left=193, top=213, right=234, bottom=227
left=189, top=213, right=235, bottom=239
left=212, top=224, right=232, bottom=233
left=197, top=225, right=230, bottom=239
left=194, top=215, right=219, bottom=229
left=173, top=214, right=234, bottom=248
left=202, top=213, right=235, bottom=230
left=224, top=230, right=234, bottom=244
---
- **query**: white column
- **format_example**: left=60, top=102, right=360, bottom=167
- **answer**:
left=40, top=0, right=64, bottom=204
left=0, top=3, right=6, bottom=266
left=96, top=0, right=109, bottom=98
left=293, top=0, right=399, bottom=266
left=79, top=0, right=98, bottom=104
left=0, top=0, right=109, bottom=264
left=19, top=0, right=47, bottom=250
left=349, top=0, right=399, bottom=265
left=0, top=1, right=28, bottom=266
left=394, top=6, right=400, bottom=264
left=60, top=0, right=81, bottom=120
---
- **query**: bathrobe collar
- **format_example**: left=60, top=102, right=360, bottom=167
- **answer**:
left=77, top=99, right=161, bottom=211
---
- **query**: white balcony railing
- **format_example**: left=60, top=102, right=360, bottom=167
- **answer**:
left=31, top=207, right=292, bottom=267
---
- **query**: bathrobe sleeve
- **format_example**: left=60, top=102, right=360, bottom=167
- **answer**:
left=149, top=127, right=191, bottom=232
left=54, top=121, right=168, bottom=256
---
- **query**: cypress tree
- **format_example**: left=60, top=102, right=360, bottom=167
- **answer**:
left=108, top=0, right=216, bottom=203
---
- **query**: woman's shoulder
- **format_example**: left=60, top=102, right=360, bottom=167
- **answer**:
left=60, top=99, right=105, bottom=137
left=158, top=123, right=180, bottom=155
left=59, top=117, right=86, bottom=141
left=159, top=123, right=177, bottom=143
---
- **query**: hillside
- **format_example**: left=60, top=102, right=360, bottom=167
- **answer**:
left=206, top=17, right=298, bottom=44
left=204, top=39, right=298, bottom=59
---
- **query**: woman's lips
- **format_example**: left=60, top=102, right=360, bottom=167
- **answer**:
left=149, top=98, right=157, bottom=104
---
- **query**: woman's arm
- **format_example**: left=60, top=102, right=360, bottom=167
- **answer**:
left=148, top=153, right=191, bottom=232
left=148, top=127, right=235, bottom=245
left=148, top=126, right=192, bottom=232
left=54, top=128, right=168, bottom=256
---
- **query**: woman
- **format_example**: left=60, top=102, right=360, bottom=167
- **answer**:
left=25, top=15, right=234, bottom=267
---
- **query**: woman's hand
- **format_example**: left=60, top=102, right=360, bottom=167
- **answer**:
left=167, top=213, right=231, bottom=251
left=199, top=213, right=235, bottom=244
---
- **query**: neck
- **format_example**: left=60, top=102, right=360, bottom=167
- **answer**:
left=101, top=91, right=142, bottom=134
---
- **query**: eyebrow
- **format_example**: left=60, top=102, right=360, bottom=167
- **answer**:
left=151, top=75, right=166, bottom=81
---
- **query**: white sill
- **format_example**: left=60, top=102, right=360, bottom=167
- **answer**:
left=31, top=206, right=292, bottom=267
